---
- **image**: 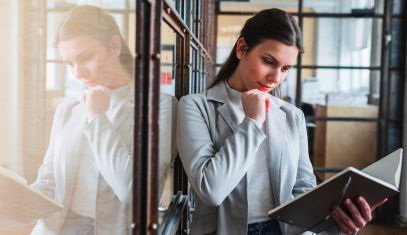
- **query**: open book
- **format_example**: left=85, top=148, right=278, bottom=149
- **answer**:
left=0, top=166, right=63, bottom=228
left=268, top=148, right=403, bottom=233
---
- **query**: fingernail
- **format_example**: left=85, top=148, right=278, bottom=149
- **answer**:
left=345, top=199, right=350, bottom=204
left=358, top=197, right=363, bottom=202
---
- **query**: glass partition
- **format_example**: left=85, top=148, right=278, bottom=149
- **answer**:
left=0, top=1, right=135, bottom=234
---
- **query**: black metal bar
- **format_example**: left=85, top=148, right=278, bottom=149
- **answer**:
left=216, top=11, right=386, bottom=18
left=134, top=1, right=149, bottom=234
left=377, top=0, right=393, bottom=162
left=134, top=0, right=161, bottom=234
left=300, top=65, right=383, bottom=70
left=305, top=117, right=379, bottom=122
left=216, top=63, right=387, bottom=70
left=295, top=0, right=303, bottom=108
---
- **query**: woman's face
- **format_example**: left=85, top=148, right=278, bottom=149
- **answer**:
left=236, top=38, right=299, bottom=92
left=58, top=35, right=120, bottom=88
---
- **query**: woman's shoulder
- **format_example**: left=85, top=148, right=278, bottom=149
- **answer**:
left=272, top=96, right=305, bottom=122
left=54, top=96, right=82, bottom=114
left=178, top=90, right=209, bottom=108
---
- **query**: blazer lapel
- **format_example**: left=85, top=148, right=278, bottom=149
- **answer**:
left=108, top=82, right=135, bottom=130
left=266, top=96, right=286, bottom=207
left=217, top=101, right=241, bottom=132
left=208, top=81, right=240, bottom=132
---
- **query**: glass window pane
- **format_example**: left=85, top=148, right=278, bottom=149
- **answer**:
left=158, top=21, right=179, bottom=223
left=0, top=3, right=135, bottom=233
left=216, top=15, right=249, bottom=64
left=303, top=18, right=382, bottom=67
left=306, top=0, right=383, bottom=14
left=47, top=12, right=65, bottom=60
left=280, top=68, right=297, bottom=105
left=301, top=69, right=380, bottom=111
left=190, top=46, right=198, bottom=94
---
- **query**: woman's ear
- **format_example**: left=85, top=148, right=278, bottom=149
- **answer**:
left=236, top=37, right=247, bottom=59
left=108, top=35, right=122, bottom=57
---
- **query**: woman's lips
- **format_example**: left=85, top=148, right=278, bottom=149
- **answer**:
left=84, top=79, right=98, bottom=86
left=258, top=82, right=272, bottom=91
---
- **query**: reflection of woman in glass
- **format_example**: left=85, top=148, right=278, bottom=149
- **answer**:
left=177, top=9, right=385, bottom=235
left=28, top=5, right=134, bottom=234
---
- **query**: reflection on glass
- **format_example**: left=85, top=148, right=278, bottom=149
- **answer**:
left=161, top=22, right=176, bottom=96
left=158, top=22, right=178, bottom=221
left=0, top=4, right=135, bottom=234
left=47, top=0, right=129, bottom=9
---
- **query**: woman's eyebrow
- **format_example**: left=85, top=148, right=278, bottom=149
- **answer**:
left=62, top=49, right=92, bottom=63
left=264, top=53, right=294, bottom=67
left=76, top=49, right=92, bottom=58
left=264, top=53, right=279, bottom=63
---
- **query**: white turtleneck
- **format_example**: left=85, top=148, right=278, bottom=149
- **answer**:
left=69, top=80, right=132, bottom=218
left=224, top=80, right=274, bottom=224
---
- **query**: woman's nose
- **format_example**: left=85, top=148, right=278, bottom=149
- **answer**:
left=267, top=68, right=282, bottom=84
left=72, top=64, right=88, bottom=79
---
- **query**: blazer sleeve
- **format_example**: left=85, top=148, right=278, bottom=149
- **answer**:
left=294, top=113, right=356, bottom=235
left=177, top=96, right=266, bottom=207
left=83, top=113, right=133, bottom=204
left=30, top=105, right=62, bottom=199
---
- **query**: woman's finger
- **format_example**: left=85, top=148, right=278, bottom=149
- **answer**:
left=334, top=206, right=358, bottom=232
left=356, top=196, right=372, bottom=222
left=332, top=211, right=353, bottom=235
left=83, top=90, right=88, bottom=104
left=344, top=198, right=365, bottom=228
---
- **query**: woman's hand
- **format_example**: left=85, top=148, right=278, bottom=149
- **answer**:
left=83, top=85, right=112, bottom=119
left=332, top=196, right=387, bottom=234
left=241, top=89, right=271, bottom=123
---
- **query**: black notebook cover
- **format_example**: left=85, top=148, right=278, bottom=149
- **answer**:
left=268, top=168, right=399, bottom=233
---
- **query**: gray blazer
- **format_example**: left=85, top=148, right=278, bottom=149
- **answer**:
left=177, top=81, right=348, bottom=235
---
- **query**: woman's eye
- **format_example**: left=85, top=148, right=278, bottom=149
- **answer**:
left=283, top=67, right=290, bottom=71
left=83, top=55, right=93, bottom=61
left=264, top=59, right=273, bottom=65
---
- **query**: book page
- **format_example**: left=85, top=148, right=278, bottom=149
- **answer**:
left=361, top=148, right=403, bottom=188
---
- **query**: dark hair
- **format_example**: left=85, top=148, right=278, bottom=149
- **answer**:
left=209, top=8, right=304, bottom=97
left=53, top=5, right=134, bottom=76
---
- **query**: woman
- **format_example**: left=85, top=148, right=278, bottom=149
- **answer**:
left=177, top=8, right=386, bottom=235
left=28, top=5, right=134, bottom=235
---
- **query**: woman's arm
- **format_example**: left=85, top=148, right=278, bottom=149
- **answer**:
left=83, top=113, right=133, bottom=204
left=177, top=96, right=266, bottom=207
